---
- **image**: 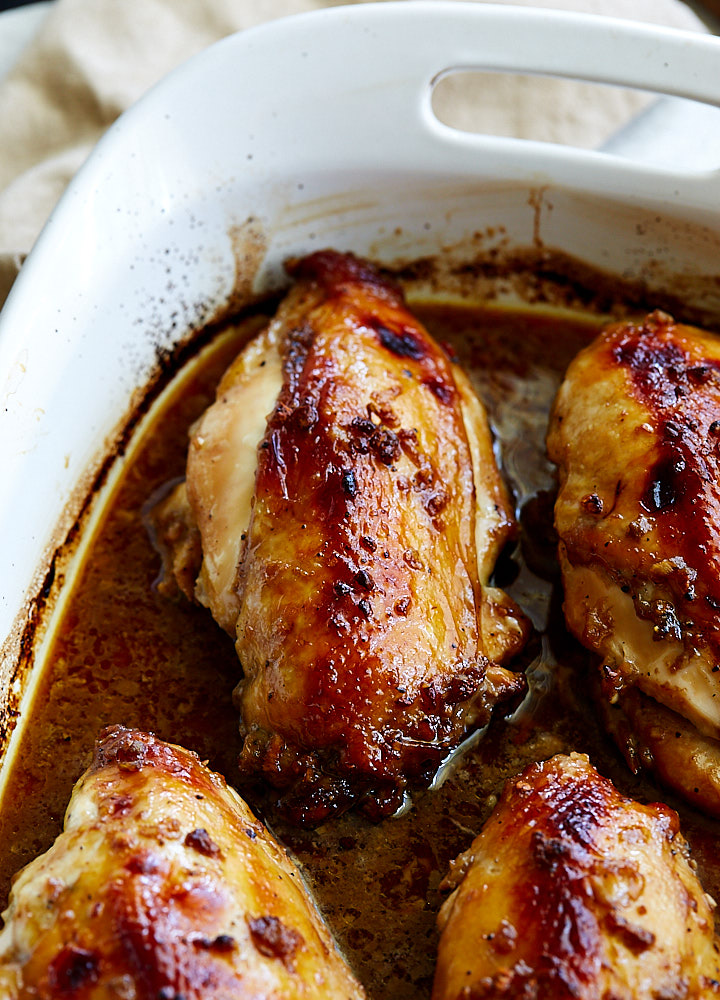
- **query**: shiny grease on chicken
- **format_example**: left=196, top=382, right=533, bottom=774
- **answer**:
left=547, top=310, right=720, bottom=817
left=433, top=753, right=720, bottom=1000
left=0, top=726, right=365, bottom=999
left=156, top=250, right=529, bottom=823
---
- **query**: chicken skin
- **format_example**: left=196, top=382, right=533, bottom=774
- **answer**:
left=433, top=753, right=720, bottom=1000
left=547, top=310, right=720, bottom=816
left=0, top=727, right=365, bottom=999
left=171, top=250, right=529, bottom=823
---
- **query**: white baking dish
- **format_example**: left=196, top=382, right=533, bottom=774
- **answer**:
left=1, top=0, right=720, bottom=755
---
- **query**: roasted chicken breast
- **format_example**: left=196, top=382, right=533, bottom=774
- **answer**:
left=433, top=753, right=720, bottom=1000
left=547, top=310, right=720, bottom=816
left=159, top=250, right=529, bottom=823
left=0, top=726, right=365, bottom=999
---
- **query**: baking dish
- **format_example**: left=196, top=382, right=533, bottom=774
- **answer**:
left=1, top=0, right=720, bottom=878
left=2, top=3, right=720, bottom=991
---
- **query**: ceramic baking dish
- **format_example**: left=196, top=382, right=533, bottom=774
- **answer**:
left=1, top=0, right=720, bottom=773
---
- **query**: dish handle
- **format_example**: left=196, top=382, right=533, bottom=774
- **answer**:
left=277, top=2, right=720, bottom=194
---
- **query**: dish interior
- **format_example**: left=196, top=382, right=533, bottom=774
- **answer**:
left=2, top=273, right=719, bottom=1000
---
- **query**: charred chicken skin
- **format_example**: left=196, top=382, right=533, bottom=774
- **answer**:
left=547, top=311, right=720, bottom=816
left=163, top=250, right=529, bottom=823
left=433, top=753, right=720, bottom=1000
left=0, top=726, right=365, bottom=999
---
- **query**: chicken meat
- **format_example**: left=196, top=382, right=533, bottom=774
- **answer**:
left=157, top=250, right=529, bottom=823
left=433, top=752, right=720, bottom=1000
left=0, top=726, right=365, bottom=999
left=547, top=310, right=720, bottom=816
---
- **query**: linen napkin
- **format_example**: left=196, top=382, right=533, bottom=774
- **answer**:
left=0, top=0, right=707, bottom=308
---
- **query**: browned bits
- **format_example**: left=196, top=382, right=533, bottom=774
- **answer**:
left=426, top=489, right=450, bottom=518
left=48, top=946, right=100, bottom=992
left=358, top=599, right=373, bottom=620
left=641, top=451, right=690, bottom=513
left=107, top=793, right=134, bottom=817
left=348, top=416, right=401, bottom=466
left=403, top=548, right=423, bottom=570
left=687, top=365, right=712, bottom=386
left=394, top=597, right=411, bottom=617
left=374, top=321, right=426, bottom=361
left=116, top=739, right=147, bottom=771
left=124, top=851, right=164, bottom=875
left=422, top=376, right=455, bottom=405
left=581, top=493, right=604, bottom=516
left=247, top=915, right=304, bottom=967
left=341, top=469, right=358, bottom=497
left=371, top=427, right=401, bottom=466
left=193, top=934, right=236, bottom=953
left=355, top=570, right=374, bottom=591
left=184, top=828, right=222, bottom=858
left=605, top=912, right=657, bottom=954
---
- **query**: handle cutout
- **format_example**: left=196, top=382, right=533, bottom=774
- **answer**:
left=431, top=69, right=720, bottom=171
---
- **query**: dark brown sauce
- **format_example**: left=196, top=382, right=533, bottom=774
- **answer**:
left=1, top=301, right=719, bottom=1000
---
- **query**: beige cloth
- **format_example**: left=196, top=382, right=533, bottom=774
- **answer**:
left=0, top=0, right=707, bottom=307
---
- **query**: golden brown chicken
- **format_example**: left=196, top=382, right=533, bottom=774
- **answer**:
left=433, top=753, right=720, bottom=1000
left=0, top=726, right=365, bottom=999
left=547, top=310, right=720, bottom=816
left=158, top=250, right=529, bottom=823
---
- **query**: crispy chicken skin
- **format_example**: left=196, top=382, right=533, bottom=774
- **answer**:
left=0, top=727, right=365, bottom=999
left=433, top=753, right=720, bottom=1000
left=547, top=311, right=720, bottom=815
left=181, top=250, right=529, bottom=823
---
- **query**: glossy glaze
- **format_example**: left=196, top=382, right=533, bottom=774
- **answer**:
left=548, top=311, right=720, bottom=816
left=434, top=754, right=720, bottom=999
left=0, top=727, right=365, bottom=998
left=177, top=253, right=529, bottom=823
